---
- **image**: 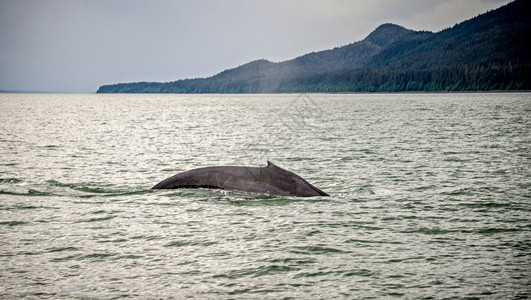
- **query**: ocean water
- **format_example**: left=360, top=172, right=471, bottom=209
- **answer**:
left=0, top=93, right=529, bottom=299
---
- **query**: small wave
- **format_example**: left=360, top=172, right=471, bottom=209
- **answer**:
left=42, top=144, right=60, bottom=149
left=164, top=240, right=218, bottom=248
left=343, top=268, right=375, bottom=277
left=46, top=180, right=136, bottom=195
left=229, top=197, right=301, bottom=206
left=213, top=265, right=297, bottom=280
left=476, top=227, right=522, bottom=234
left=457, top=201, right=513, bottom=208
left=130, top=235, right=162, bottom=241
left=2, top=204, right=40, bottom=211
left=0, top=220, right=27, bottom=227
left=0, top=178, right=147, bottom=198
left=81, top=253, right=116, bottom=260
left=51, top=252, right=117, bottom=262
left=0, top=189, right=50, bottom=196
left=400, top=227, right=455, bottom=235
left=0, top=178, right=24, bottom=184
left=345, top=238, right=402, bottom=245
left=154, top=188, right=331, bottom=204
left=46, top=246, right=79, bottom=253
left=75, top=215, right=116, bottom=223
left=290, top=245, right=348, bottom=255
left=50, top=254, right=80, bottom=262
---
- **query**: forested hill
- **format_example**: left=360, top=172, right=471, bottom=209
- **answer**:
left=97, top=0, right=530, bottom=93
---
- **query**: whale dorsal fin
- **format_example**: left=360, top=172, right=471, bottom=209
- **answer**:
left=266, top=161, right=277, bottom=168
left=266, top=161, right=286, bottom=172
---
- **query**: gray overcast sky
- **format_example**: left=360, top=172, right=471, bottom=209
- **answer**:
left=0, top=0, right=511, bottom=93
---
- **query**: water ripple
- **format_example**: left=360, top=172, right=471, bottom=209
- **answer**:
left=0, top=93, right=529, bottom=299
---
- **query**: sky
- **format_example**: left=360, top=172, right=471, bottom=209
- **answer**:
left=0, top=0, right=512, bottom=93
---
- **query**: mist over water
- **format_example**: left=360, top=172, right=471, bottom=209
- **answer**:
left=1, top=93, right=529, bottom=299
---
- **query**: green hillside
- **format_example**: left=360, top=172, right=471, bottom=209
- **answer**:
left=98, top=0, right=530, bottom=93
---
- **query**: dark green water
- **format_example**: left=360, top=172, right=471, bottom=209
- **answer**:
left=1, top=93, right=529, bottom=299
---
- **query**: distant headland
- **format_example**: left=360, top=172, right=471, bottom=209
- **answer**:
left=97, top=0, right=530, bottom=94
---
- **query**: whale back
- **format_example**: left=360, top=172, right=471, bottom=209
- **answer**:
left=261, top=161, right=329, bottom=197
left=152, top=161, right=328, bottom=197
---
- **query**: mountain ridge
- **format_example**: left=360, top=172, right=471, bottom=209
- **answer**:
left=98, top=0, right=530, bottom=93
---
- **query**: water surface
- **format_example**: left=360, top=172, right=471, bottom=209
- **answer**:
left=1, top=93, right=529, bottom=299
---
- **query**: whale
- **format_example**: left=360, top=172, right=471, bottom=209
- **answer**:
left=152, top=161, right=329, bottom=197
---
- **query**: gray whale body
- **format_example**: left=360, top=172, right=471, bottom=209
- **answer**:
left=152, top=161, right=329, bottom=197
